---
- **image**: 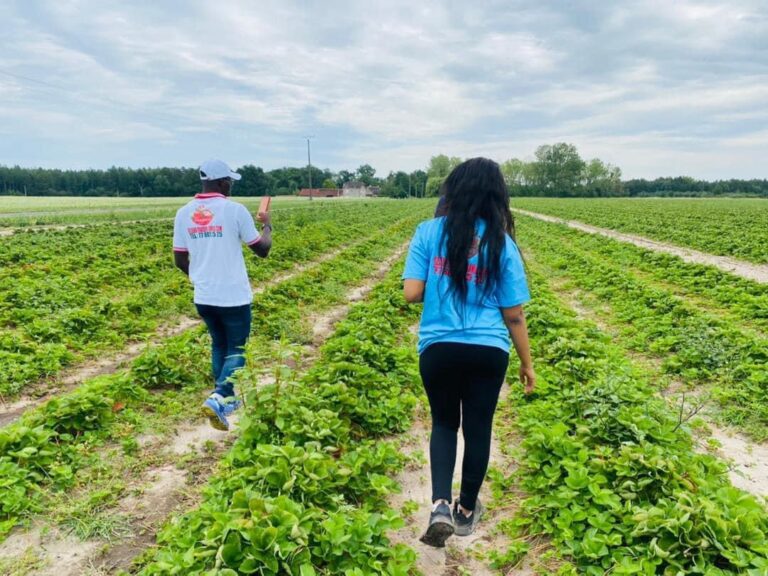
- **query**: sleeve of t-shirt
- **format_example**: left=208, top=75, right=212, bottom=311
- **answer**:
left=403, top=223, right=429, bottom=281
left=238, top=205, right=261, bottom=246
left=172, top=210, right=188, bottom=253
left=497, top=237, right=531, bottom=308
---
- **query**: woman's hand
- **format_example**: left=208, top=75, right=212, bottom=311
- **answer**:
left=519, top=364, right=535, bottom=395
left=503, top=306, right=535, bottom=394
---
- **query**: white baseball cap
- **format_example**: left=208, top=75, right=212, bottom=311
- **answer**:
left=199, top=159, right=242, bottom=181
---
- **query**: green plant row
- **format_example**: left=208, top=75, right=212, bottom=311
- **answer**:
left=0, top=207, right=431, bottom=541
left=492, top=269, right=768, bottom=575
left=518, top=217, right=767, bottom=333
left=519, top=216, right=768, bottom=440
left=0, top=198, right=398, bottom=227
left=513, top=197, right=768, bottom=264
left=136, top=262, right=422, bottom=575
left=0, top=201, right=421, bottom=397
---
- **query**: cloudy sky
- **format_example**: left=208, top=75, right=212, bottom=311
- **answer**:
left=1, top=0, right=766, bottom=179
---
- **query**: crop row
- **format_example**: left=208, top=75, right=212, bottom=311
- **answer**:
left=0, top=207, right=431, bottom=541
left=493, top=269, right=768, bottom=575
left=136, top=262, right=422, bottom=575
left=519, top=216, right=768, bottom=440
left=0, top=197, right=381, bottom=227
left=0, top=201, right=418, bottom=397
left=516, top=219, right=767, bottom=334
left=513, top=197, right=768, bottom=264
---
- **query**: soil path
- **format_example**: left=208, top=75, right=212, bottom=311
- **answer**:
left=0, top=218, right=173, bottom=236
left=389, top=389, right=536, bottom=575
left=704, top=424, right=768, bottom=498
left=0, top=242, right=410, bottom=576
left=0, top=241, right=360, bottom=428
left=514, top=209, right=768, bottom=284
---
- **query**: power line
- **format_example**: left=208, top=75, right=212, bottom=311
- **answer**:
left=0, top=66, right=190, bottom=128
left=0, top=67, right=67, bottom=90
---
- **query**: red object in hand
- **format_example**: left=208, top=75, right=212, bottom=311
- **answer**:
left=258, top=196, right=271, bottom=214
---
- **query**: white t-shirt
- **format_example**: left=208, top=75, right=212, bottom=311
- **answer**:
left=173, top=193, right=261, bottom=306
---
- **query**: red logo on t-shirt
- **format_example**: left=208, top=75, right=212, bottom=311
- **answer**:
left=192, top=206, right=214, bottom=226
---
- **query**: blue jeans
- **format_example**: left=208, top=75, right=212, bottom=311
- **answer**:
left=195, top=303, right=252, bottom=398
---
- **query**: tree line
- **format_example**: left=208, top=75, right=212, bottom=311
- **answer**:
left=0, top=164, right=385, bottom=198
left=1, top=143, right=766, bottom=197
left=623, top=176, right=768, bottom=197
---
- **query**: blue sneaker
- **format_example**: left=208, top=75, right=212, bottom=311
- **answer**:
left=220, top=396, right=241, bottom=416
left=202, top=394, right=229, bottom=431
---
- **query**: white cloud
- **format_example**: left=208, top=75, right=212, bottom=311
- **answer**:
left=0, top=0, right=766, bottom=179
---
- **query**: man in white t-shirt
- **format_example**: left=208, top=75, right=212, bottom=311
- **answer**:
left=173, top=159, right=272, bottom=430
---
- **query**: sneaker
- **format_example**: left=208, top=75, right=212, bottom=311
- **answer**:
left=419, top=501, right=454, bottom=548
left=220, top=396, right=241, bottom=416
left=453, top=499, right=483, bottom=537
left=202, top=393, right=230, bottom=431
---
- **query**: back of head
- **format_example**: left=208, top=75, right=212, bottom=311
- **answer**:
left=440, top=157, right=514, bottom=302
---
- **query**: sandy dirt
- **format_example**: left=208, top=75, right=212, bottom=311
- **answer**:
left=514, top=209, right=768, bottom=284
left=309, top=242, right=409, bottom=344
left=388, top=388, right=537, bottom=576
left=701, top=425, right=768, bottom=499
left=0, top=218, right=174, bottom=237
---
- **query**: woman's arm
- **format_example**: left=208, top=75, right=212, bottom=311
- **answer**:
left=502, top=305, right=535, bottom=394
left=403, top=279, right=425, bottom=303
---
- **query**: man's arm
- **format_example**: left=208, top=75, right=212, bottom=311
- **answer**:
left=248, top=212, right=272, bottom=258
left=174, top=251, right=190, bottom=275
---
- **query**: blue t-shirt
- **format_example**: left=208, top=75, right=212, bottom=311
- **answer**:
left=403, top=217, right=530, bottom=354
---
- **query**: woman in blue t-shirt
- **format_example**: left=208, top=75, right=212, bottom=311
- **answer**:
left=403, top=157, right=535, bottom=547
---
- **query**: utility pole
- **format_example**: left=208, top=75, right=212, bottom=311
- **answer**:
left=306, top=136, right=314, bottom=201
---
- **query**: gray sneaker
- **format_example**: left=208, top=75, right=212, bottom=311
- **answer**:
left=419, top=502, right=455, bottom=547
left=453, top=499, right=483, bottom=536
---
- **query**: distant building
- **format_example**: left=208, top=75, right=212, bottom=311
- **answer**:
left=342, top=181, right=379, bottom=197
left=297, top=183, right=379, bottom=198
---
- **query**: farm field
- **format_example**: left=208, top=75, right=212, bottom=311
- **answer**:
left=0, top=196, right=766, bottom=575
left=0, top=201, right=416, bottom=399
left=0, top=196, right=361, bottom=227
left=513, top=197, right=768, bottom=264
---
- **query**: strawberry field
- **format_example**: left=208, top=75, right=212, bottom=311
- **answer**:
left=0, top=196, right=766, bottom=575
left=513, top=198, right=768, bottom=264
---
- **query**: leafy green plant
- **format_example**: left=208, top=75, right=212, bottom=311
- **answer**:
left=493, top=271, right=768, bottom=574
left=137, top=265, right=424, bottom=574
left=514, top=197, right=768, bottom=263
left=520, top=215, right=768, bottom=439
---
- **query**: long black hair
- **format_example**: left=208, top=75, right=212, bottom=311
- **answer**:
left=439, top=157, right=515, bottom=303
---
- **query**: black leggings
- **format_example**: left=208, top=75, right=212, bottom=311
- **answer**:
left=420, top=342, right=509, bottom=511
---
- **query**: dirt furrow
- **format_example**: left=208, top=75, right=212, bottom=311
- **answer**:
left=0, top=218, right=173, bottom=237
left=389, top=387, right=536, bottom=575
left=514, top=208, right=768, bottom=284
